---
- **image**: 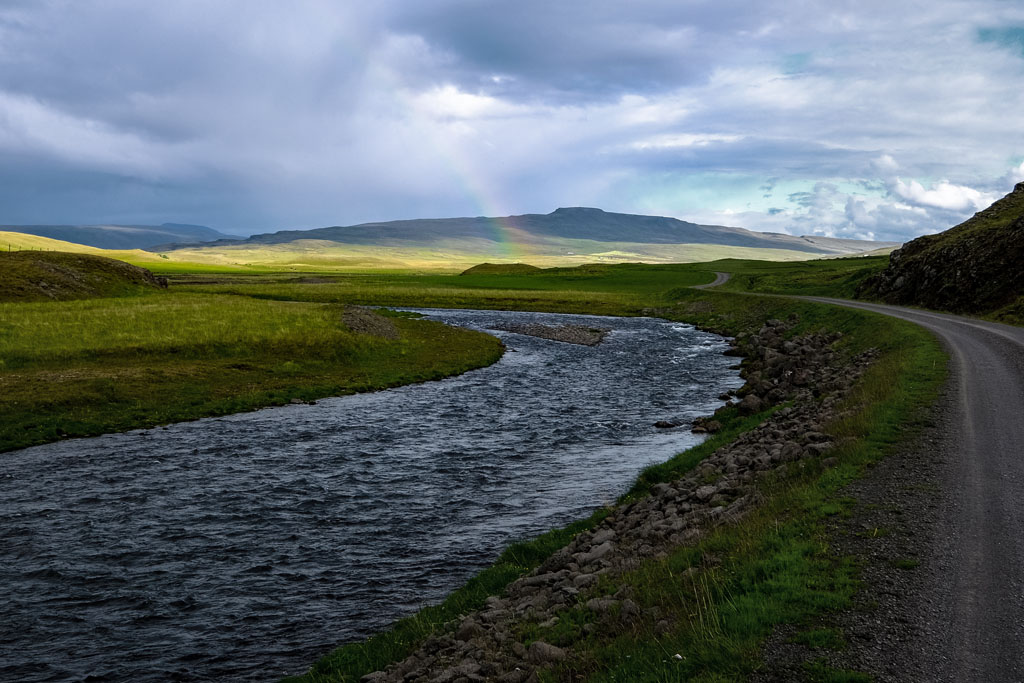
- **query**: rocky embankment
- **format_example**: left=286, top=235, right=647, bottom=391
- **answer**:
left=342, top=305, right=401, bottom=339
left=491, top=323, right=610, bottom=346
left=358, top=317, right=877, bottom=683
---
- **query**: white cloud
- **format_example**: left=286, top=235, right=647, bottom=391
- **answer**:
left=1, top=0, right=1024, bottom=235
left=890, top=178, right=996, bottom=212
left=411, top=85, right=531, bottom=120
left=628, top=133, right=743, bottom=150
left=1006, top=161, right=1024, bottom=185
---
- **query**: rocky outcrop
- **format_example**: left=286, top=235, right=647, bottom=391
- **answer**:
left=342, top=305, right=400, bottom=339
left=491, top=323, right=609, bottom=346
left=859, top=182, right=1024, bottom=314
left=358, top=316, right=877, bottom=683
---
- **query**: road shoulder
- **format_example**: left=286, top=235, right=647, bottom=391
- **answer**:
left=755, top=365, right=961, bottom=682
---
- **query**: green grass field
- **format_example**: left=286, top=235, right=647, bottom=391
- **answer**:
left=0, top=292, right=503, bottom=452
left=0, top=251, right=946, bottom=681
left=268, top=269, right=944, bottom=683
left=704, top=255, right=889, bottom=298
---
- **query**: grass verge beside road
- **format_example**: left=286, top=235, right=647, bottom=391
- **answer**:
left=1, top=256, right=947, bottom=679
left=287, top=284, right=946, bottom=682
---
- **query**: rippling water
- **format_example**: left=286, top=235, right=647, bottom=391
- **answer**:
left=0, top=309, right=741, bottom=682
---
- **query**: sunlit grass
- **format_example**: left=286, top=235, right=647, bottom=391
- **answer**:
left=287, top=282, right=947, bottom=682
left=2, top=255, right=949, bottom=681
left=1, top=293, right=358, bottom=364
left=709, top=255, right=889, bottom=298
left=0, top=291, right=504, bottom=452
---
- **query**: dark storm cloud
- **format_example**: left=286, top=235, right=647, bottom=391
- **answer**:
left=0, top=0, right=1023, bottom=240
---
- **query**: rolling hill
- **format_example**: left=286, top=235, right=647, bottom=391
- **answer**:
left=153, top=207, right=898, bottom=270
left=0, top=251, right=167, bottom=302
left=0, top=222, right=238, bottom=250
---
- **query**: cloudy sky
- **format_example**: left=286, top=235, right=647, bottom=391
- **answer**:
left=2, top=0, right=1023, bottom=241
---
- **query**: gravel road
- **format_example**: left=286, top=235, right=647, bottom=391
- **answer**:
left=692, top=271, right=732, bottom=289
left=801, top=297, right=1024, bottom=682
left=697, top=273, right=1024, bottom=680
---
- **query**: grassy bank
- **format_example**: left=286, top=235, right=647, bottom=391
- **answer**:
left=707, top=256, right=889, bottom=298
left=531, top=292, right=945, bottom=682
left=0, top=292, right=503, bottom=452
left=2, top=256, right=947, bottom=679
left=285, top=281, right=945, bottom=682
left=169, top=263, right=716, bottom=315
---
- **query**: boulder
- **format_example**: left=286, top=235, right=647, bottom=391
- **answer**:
left=738, top=394, right=764, bottom=415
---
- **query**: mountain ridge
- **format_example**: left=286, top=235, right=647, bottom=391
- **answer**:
left=153, top=207, right=897, bottom=257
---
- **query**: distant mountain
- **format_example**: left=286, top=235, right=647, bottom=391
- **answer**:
left=860, top=183, right=1024, bottom=321
left=167, top=207, right=896, bottom=256
left=0, top=223, right=237, bottom=250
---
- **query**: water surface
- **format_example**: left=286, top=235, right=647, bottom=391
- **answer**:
left=0, top=309, right=741, bottom=681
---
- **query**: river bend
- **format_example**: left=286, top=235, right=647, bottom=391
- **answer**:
left=0, top=309, right=741, bottom=681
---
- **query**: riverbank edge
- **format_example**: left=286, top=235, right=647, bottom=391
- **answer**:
left=0, top=308, right=505, bottom=454
left=286, top=290, right=946, bottom=682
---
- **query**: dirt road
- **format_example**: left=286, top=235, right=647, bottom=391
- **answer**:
left=693, top=271, right=732, bottom=289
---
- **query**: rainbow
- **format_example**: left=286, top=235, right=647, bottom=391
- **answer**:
left=443, top=150, right=531, bottom=261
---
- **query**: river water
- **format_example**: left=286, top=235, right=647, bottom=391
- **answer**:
left=0, top=309, right=742, bottom=681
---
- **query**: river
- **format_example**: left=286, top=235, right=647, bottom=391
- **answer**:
left=0, top=309, right=742, bottom=681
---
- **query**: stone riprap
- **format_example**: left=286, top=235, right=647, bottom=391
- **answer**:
left=359, top=316, right=876, bottom=683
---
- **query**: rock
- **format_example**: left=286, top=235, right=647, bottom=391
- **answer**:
left=803, top=431, right=829, bottom=443
left=573, top=573, right=597, bottom=587
left=654, top=420, right=680, bottom=429
left=805, top=442, right=833, bottom=456
left=780, top=442, right=803, bottom=462
left=527, top=641, right=567, bottom=664
left=342, top=305, right=400, bottom=339
left=585, top=597, right=619, bottom=613
left=455, top=619, right=485, bottom=642
left=620, top=598, right=641, bottom=621
left=335, top=310, right=883, bottom=683
left=738, top=394, right=764, bottom=415
left=694, top=485, right=716, bottom=502
left=577, top=541, right=615, bottom=565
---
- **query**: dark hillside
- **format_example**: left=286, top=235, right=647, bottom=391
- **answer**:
left=0, top=252, right=168, bottom=302
left=0, top=223, right=233, bottom=250
left=860, top=182, right=1024, bottom=321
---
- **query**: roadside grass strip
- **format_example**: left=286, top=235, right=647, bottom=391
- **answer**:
left=286, top=289, right=946, bottom=682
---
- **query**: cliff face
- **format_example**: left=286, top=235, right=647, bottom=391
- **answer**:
left=859, top=182, right=1024, bottom=315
